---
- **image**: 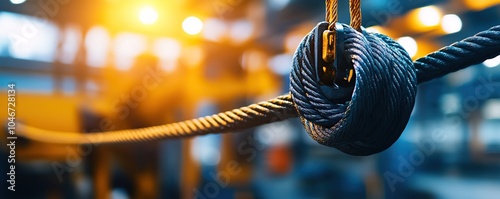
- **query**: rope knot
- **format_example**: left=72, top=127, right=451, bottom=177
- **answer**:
left=291, top=23, right=417, bottom=156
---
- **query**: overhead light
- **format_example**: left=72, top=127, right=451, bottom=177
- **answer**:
left=153, top=38, right=182, bottom=72
left=417, top=6, right=441, bottom=27
left=229, top=20, right=254, bottom=44
left=397, top=36, right=418, bottom=58
left=181, top=46, right=204, bottom=67
left=365, top=26, right=381, bottom=34
left=138, top=6, right=159, bottom=25
left=439, top=93, right=461, bottom=114
left=268, top=54, right=293, bottom=75
left=483, top=55, right=500, bottom=68
left=85, top=26, right=111, bottom=68
left=269, top=0, right=290, bottom=10
left=191, top=136, right=221, bottom=166
left=441, top=14, right=462, bottom=34
left=284, top=34, right=303, bottom=54
left=10, top=0, right=26, bottom=4
left=202, top=18, right=227, bottom=42
left=482, top=100, right=500, bottom=119
left=182, top=16, right=203, bottom=35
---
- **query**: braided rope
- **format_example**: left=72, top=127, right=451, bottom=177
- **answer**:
left=291, top=24, right=416, bottom=155
left=326, top=0, right=362, bottom=31
left=415, top=25, right=500, bottom=83
left=326, top=0, right=338, bottom=24
left=17, top=95, right=297, bottom=144
left=349, top=0, right=362, bottom=31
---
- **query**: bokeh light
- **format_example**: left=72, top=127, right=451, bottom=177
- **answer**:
left=138, top=6, right=159, bottom=25
left=10, top=0, right=26, bottom=4
left=417, top=6, right=441, bottom=27
left=182, top=16, right=203, bottom=35
left=441, top=14, right=462, bottom=34
left=202, top=18, right=227, bottom=42
left=397, top=36, right=418, bottom=58
left=483, top=55, right=500, bottom=68
left=229, top=20, right=254, bottom=44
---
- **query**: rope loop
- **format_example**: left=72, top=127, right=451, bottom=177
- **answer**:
left=290, top=23, right=417, bottom=155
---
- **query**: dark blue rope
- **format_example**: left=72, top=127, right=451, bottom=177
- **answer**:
left=415, top=25, right=500, bottom=83
left=291, top=24, right=500, bottom=156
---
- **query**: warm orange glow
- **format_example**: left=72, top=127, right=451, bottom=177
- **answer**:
left=181, top=46, right=205, bottom=67
left=100, top=1, right=185, bottom=37
left=402, top=6, right=443, bottom=33
left=139, top=6, right=159, bottom=25
left=417, top=6, right=441, bottom=27
left=463, top=0, right=500, bottom=11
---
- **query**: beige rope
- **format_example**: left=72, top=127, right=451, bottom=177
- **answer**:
left=17, top=95, right=297, bottom=144
left=326, top=0, right=338, bottom=28
left=326, top=0, right=362, bottom=31
left=349, top=0, right=362, bottom=31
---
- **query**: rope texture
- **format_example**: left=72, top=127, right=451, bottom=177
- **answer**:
left=326, top=0, right=361, bottom=31
left=326, top=0, right=338, bottom=25
left=15, top=25, right=500, bottom=156
left=415, top=25, right=500, bottom=83
left=290, top=24, right=500, bottom=155
left=291, top=23, right=416, bottom=155
left=349, top=0, right=362, bottom=31
left=17, top=95, right=297, bottom=144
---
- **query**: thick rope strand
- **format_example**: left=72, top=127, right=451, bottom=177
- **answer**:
left=415, top=25, right=500, bottom=83
left=349, top=0, right=362, bottom=31
left=17, top=95, right=297, bottom=144
left=326, top=0, right=338, bottom=24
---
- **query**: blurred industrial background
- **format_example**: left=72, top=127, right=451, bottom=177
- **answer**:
left=1, top=0, right=500, bottom=198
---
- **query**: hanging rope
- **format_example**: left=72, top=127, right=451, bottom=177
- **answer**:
left=14, top=1, right=500, bottom=155
left=326, top=0, right=361, bottom=31
left=349, top=0, right=362, bottom=31
left=325, top=0, right=338, bottom=26
left=17, top=95, right=297, bottom=144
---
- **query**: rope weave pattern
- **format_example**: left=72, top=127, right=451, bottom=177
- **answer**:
left=326, top=0, right=361, bottom=31
left=415, top=25, right=500, bottom=83
left=326, top=0, right=338, bottom=24
left=349, top=0, right=362, bottom=31
left=18, top=95, right=297, bottom=144
left=291, top=24, right=416, bottom=155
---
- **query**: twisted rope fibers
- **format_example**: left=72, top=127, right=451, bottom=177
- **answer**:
left=16, top=25, right=500, bottom=156
left=349, top=0, right=362, bottom=31
left=326, top=0, right=361, bottom=31
left=415, top=25, right=500, bottom=83
left=325, top=0, right=338, bottom=25
left=17, top=95, right=297, bottom=144
left=291, top=24, right=417, bottom=156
